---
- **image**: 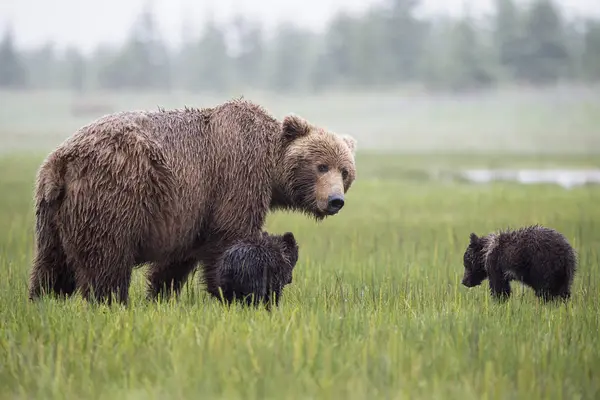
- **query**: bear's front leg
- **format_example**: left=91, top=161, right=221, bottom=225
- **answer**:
left=484, top=249, right=511, bottom=301
left=146, top=258, right=199, bottom=301
left=263, top=287, right=283, bottom=312
left=488, top=268, right=511, bottom=300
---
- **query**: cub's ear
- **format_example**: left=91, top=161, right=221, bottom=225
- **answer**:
left=282, top=232, right=297, bottom=247
left=469, top=232, right=479, bottom=244
left=282, top=114, right=311, bottom=141
left=342, top=134, right=357, bottom=156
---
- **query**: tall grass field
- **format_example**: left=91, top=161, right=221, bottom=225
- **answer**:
left=1, top=88, right=599, bottom=399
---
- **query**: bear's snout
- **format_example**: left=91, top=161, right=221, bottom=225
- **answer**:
left=461, top=275, right=480, bottom=288
left=326, top=194, right=345, bottom=214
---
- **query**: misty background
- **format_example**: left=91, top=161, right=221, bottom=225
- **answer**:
left=0, top=0, right=599, bottom=154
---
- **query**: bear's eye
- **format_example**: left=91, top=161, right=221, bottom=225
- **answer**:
left=341, top=168, right=348, bottom=179
left=317, top=164, right=329, bottom=173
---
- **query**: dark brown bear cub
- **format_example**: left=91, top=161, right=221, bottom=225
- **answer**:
left=213, top=231, right=299, bottom=309
left=462, top=225, right=577, bottom=301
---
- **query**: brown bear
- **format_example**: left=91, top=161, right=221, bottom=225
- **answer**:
left=28, top=98, right=357, bottom=305
left=213, top=231, right=299, bottom=309
left=461, top=225, right=577, bottom=302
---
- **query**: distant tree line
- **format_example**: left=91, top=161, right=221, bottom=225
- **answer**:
left=1, top=0, right=600, bottom=94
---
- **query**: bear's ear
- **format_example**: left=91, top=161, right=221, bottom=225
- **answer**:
left=282, top=232, right=297, bottom=246
left=342, top=134, right=357, bottom=155
left=282, top=114, right=311, bottom=141
left=281, top=232, right=298, bottom=252
left=469, top=232, right=479, bottom=244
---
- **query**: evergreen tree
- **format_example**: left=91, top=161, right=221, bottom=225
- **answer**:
left=449, top=15, right=495, bottom=91
left=63, top=46, right=86, bottom=93
left=582, top=20, right=600, bottom=82
left=1, top=0, right=599, bottom=93
left=0, top=27, right=28, bottom=88
left=382, top=0, right=427, bottom=83
left=99, top=3, right=171, bottom=90
left=314, top=12, right=359, bottom=88
left=230, top=16, right=266, bottom=89
left=492, top=0, right=526, bottom=81
left=182, top=18, right=232, bottom=92
left=518, top=0, right=570, bottom=84
left=266, top=24, right=315, bottom=92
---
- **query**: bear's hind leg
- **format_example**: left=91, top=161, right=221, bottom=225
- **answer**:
left=75, top=252, right=134, bottom=306
left=553, top=267, right=574, bottom=302
left=29, top=240, right=76, bottom=300
left=53, top=264, right=77, bottom=298
left=146, top=258, right=198, bottom=301
left=29, top=197, right=77, bottom=300
left=535, top=286, right=571, bottom=303
left=535, top=268, right=574, bottom=303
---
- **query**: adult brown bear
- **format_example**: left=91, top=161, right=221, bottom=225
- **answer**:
left=28, top=98, right=357, bottom=305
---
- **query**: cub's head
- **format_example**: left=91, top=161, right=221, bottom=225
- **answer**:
left=273, top=114, right=357, bottom=220
left=264, top=231, right=299, bottom=285
left=461, top=232, right=488, bottom=287
left=260, top=231, right=300, bottom=309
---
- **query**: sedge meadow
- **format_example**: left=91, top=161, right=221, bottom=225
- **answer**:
left=0, top=87, right=599, bottom=399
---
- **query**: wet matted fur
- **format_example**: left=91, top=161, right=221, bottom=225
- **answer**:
left=462, top=225, right=577, bottom=302
left=28, top=98, right=357, bottom=305
left=213, top=231, right=299, bottom=309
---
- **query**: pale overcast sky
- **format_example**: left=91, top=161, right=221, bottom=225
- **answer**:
left=0, top=0, right=598, bottom=54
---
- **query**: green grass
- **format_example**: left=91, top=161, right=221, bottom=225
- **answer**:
left=1, top=151, right=599, bottom=400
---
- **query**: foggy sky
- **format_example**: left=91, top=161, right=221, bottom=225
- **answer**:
left=1, top=0, right=598, bottom=54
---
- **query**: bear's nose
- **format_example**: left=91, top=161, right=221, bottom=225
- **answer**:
left=327, top=195, right=345, bottom=214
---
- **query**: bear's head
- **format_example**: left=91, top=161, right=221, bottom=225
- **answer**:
left=277, top=231, right=299, bottom=284
left=272, top=114, right=357, bottom=220
left=263, top=231, right=299, bottom=285
left=260, top=231, right=299, bottom=309
left=461, top=232, right=488, bottom=287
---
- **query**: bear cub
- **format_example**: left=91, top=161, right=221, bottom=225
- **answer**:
left=462, top=225, right=577, bottom=302
left=213, top=231, right=299, bottom=308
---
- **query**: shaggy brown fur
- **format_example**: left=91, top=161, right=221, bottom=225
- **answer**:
left=28, top=98, right=357, bottom=305
left=461, top=225, right=577, bottom=302
left=212, top=231, right=299, bottom=309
